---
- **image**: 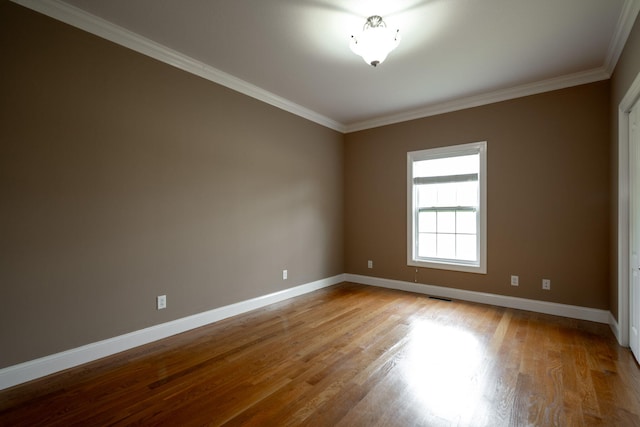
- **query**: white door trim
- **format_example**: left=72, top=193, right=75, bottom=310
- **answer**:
left=618, top=71, right=640, bottom=347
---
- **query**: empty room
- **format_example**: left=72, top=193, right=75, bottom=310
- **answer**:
left=2, top=0, right=640, bottom=425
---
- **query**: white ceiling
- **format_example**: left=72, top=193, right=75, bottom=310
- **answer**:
left=15, top=0, right=640, bottom=132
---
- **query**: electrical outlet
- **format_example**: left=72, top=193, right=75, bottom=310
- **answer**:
left=510, top=275, right=519, bottom=286
left=283, top=269, right=288, bottom=280
left=542, top=279, right=551, bottom=290
left=367, top=260, right=373, bottom=269
left=157, top=295, right=166, bottom=310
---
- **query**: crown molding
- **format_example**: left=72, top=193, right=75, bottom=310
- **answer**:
left=10, top=0, right=346, bottom=133
left=605, top=0, right=640, bottom=74
left=346, top=0, right=638, bottom=132
left=344, top=67, right=611, bottom=133
left=10, top=0, right=639, bottom=134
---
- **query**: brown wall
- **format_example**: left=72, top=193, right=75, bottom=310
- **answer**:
left=1, top=0, right=632, bottom=370
left=345, top=82, right=611, bottom=309
left=0, top=1, right=343, bottom=368
left=610, top=15, right=640, bottom=321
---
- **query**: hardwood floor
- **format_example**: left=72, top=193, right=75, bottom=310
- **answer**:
left=1, top=282, right=639, bottom=426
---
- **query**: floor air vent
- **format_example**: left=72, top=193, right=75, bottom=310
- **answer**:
left=428, top=296, right=452, bottom=302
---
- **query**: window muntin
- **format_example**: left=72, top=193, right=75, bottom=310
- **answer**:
left=407, top=142, right=487, bottom=274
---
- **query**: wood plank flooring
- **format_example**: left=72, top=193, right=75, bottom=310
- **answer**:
left=1, top=282, right=639, bottom=426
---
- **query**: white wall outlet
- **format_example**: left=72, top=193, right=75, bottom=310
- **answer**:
left=542, top=279, right=551, bottom=290
left=367, top=260, right=373, bottom=269
left=510, top=275, right=519, bottom=286
left=283, top=269, right=288, bottom=280
left=157, top=295, right=166, bottom=310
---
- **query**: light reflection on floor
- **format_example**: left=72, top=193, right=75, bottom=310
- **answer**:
left=401, top=319, right=488, bottom=423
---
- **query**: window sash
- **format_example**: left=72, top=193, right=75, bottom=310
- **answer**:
left=415, top=207, right=479, bottom=263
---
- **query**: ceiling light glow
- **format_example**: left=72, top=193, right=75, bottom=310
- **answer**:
left=350, top=15, right=400, bottom=67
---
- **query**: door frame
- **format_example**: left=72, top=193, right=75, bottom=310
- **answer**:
left=617, top=71, right=640, bottom=347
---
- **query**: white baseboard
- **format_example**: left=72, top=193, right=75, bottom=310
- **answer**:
left=0, top=274, right=344, bottom=391
left=345, top=274, right=611, bottom=324
left=1, top=273, right=617, bottom=391
left=609, top=311, right=622, bottom=344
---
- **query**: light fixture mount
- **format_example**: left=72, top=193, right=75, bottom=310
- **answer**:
left=350, top=15, right=400, bottom=67
left=365, top=15, right=384, bottom=29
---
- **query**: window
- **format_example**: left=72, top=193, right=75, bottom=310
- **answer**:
left=407, top=141, right=487, bottom=273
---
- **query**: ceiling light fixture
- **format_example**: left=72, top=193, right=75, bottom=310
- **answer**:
left=350, top=15, right=400, bottom=67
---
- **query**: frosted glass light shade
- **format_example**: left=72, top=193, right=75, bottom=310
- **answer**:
left=350, top=16, right=400, bottom=67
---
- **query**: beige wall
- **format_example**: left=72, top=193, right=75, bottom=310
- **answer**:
left=0, top=1, right=343, bottom=368
left=345, top=82, right=611, bottom=309
left=610, top=15, right=640, bottom=321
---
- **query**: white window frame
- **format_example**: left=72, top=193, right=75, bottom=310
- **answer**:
left=407, top=141, right=487, bottom=274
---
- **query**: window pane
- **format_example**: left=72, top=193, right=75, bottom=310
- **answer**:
left=456, top=181, right=478, bottom=206
left=419, top=211, right=436, bottom=233
left=417, top=185, right=438, bottom=208
left=456, top=235, right=477, bottom=261
left=437, top=183, right=457, bottom=207
left=456, top=211, right=476, bottom=234
left=414, top=154, right=479, bottom=178
left=418, top=233, right=437, bottom=257
left=437, top=234, right=455, bottom=259
left=437, top=211, right=455, bottom=233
